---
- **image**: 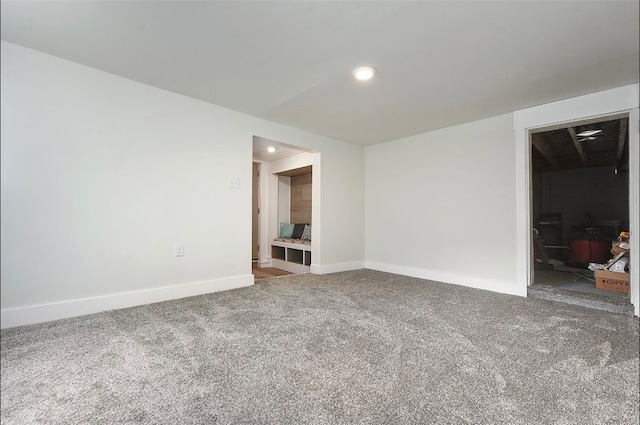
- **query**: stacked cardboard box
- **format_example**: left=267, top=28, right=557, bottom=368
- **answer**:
left=594, top=269, right=630, bottom=293
left=594, top=232, right=630, bottom=293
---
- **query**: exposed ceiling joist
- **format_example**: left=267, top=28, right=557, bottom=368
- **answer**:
left=616, top=117, right=628, bottom=169
left=532, top=118, right=628, bottom=173
left=566, top=127, right=588, bottom=167
left=532, top=133, right=559, bottom=170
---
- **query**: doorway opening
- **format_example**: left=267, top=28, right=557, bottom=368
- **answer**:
left=528, top=115, right=633, bottom=314
left=252, top=162, right=260, bottom=263
left=252, top=136, right=318, bottom=280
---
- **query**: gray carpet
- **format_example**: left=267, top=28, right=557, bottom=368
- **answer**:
left=2, top=270, right=639, bottom=424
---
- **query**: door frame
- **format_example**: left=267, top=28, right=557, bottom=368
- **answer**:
left=251, top=161, right=260, bottom=261
left=514, top=84, right=639, bottom=316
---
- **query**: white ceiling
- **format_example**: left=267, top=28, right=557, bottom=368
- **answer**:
left=1, top=1, right=638, bottom=146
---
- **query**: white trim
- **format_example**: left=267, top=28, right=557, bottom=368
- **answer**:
left=514, top=122, right=532, bottom=292
left=1, top=274, right=254, bottom=329
left=514, top=83, right=639, bottom=317
left=310, top=261, right=364, bottom=275
left=628, top=108, right=639, bottom=317
left=311, top=152, right=322, bottom=267
left=255, top=160, right=271, bottom=268
left=513, top=85, right=639, bottom=130
left=366, top=262, right=524, bottom=297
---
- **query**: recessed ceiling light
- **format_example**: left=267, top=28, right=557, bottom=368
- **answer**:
left=576, top=129, right=602, bottom=137
left=577, top=136, right=597, bottom=142
left=353, top=66, right=376, bottom=81
left=267, top=146, right=276, bottom=153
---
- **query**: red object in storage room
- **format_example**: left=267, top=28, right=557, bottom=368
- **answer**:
left=567, top=239, right=611, bottom=265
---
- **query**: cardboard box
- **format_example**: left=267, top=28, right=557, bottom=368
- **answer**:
left=594, top=269, right=630, bottom=293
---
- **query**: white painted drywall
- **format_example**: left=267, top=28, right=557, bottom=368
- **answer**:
left=269, top=152, right=313, bottom=175
left=318, top=147, right=365, bottom=271
left=365, top=114, right=518, bottom=294
left=0, top=42, right=365, bottom=327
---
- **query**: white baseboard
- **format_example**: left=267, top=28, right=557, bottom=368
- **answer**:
left=365, top=261, right=525, bottom=297
left=310, top=261, right=365, bottom=275
left=1, top=274, right=254, bottom=329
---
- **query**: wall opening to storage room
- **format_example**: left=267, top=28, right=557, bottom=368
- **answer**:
left=530, top=115, right=632, bottom=306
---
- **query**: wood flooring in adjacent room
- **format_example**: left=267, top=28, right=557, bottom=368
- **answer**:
left=252, top=263, right=293, bottom=280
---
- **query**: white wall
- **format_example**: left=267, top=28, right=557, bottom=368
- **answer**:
left=317, top=148, right=364, bottom=272
left=6, top=41, right=633, bottom=326
left=365, top=114, right=519, bottom=294
left=269, top=152, right=314, bottom=175
left=0, top=42, right=365, bottom=327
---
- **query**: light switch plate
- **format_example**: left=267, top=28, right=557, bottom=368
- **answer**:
left=228, top=176, right=239, bottom=189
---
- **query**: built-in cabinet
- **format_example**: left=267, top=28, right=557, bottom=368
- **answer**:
left=271, top=240, right=311, bottom=273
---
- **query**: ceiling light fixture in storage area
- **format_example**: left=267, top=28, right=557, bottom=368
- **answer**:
left=353, top=66, right=376, bottom=81
left=577, top=129, right=602, bottom=137
left=267, top=146, right=276, bottom=153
